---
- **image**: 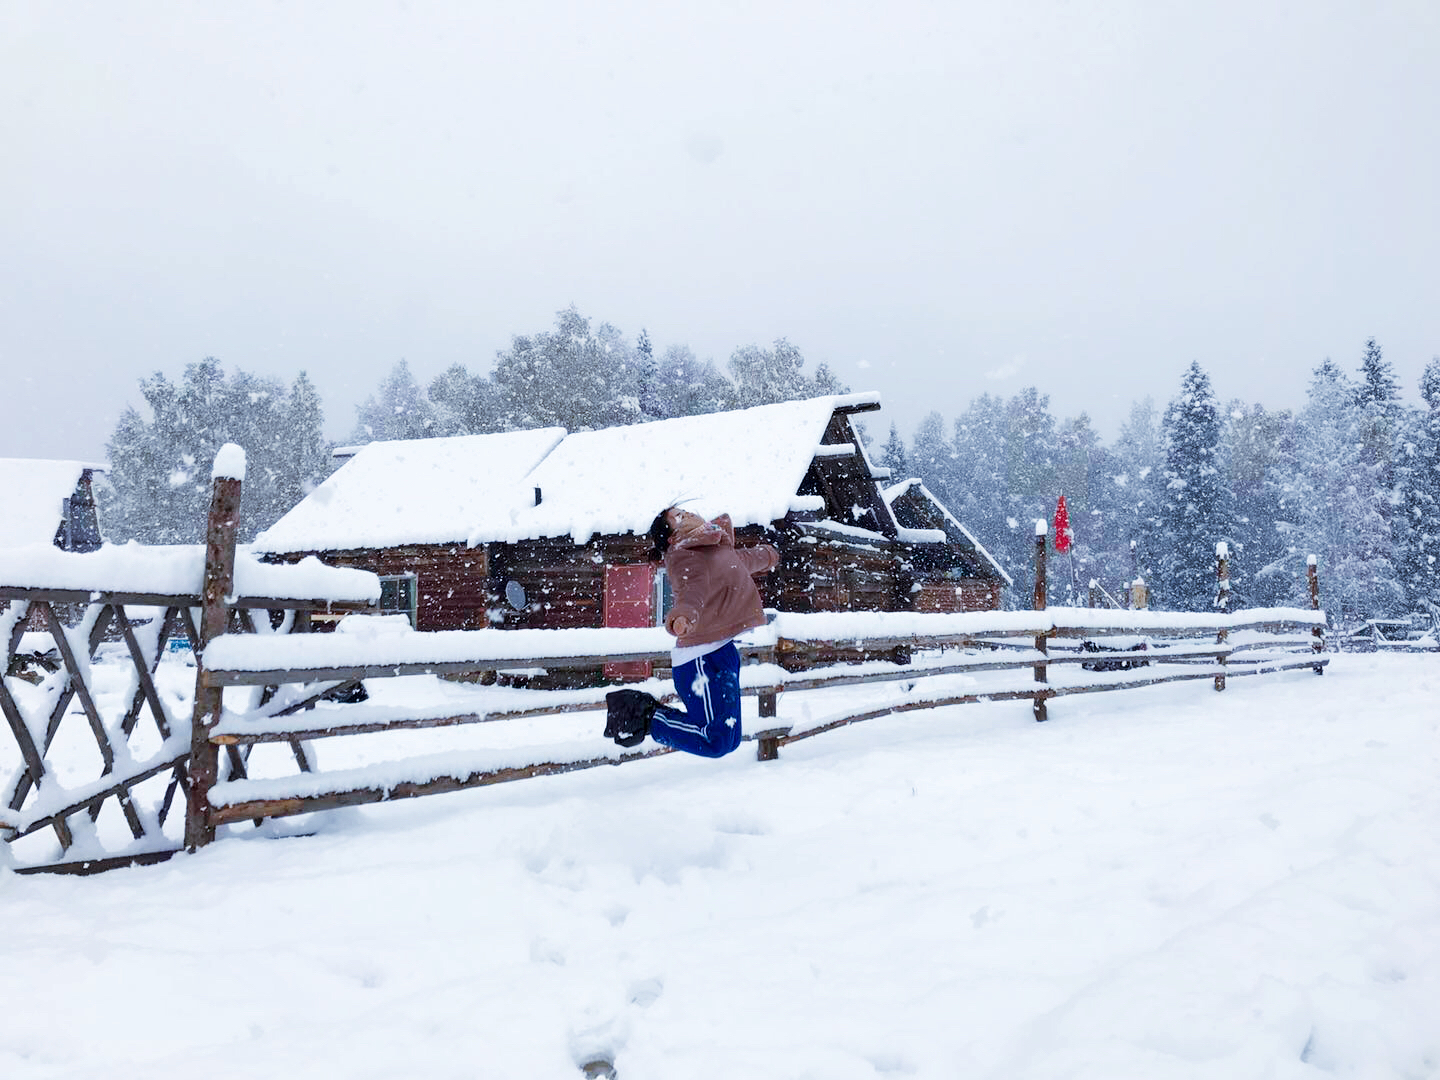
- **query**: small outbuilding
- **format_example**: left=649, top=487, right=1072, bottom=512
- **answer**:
left=0, top=459, right=106, bottom=553
left=882, top=478, right=1011, bottom=611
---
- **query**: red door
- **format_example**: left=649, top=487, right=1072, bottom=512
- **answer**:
left=603, top=564, right=654, bottom=680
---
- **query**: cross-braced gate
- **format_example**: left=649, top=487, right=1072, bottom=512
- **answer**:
left=0, top=455, right=378, bottom=874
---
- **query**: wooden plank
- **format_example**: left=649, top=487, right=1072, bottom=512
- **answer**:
left=208, top=745, right=677, bottom=826
left=7, top=751, right=191, bottom=841
left=40, top=601, right=115, bottom=772
left=13, top=847, right=182, bottom=876
left=119, top=606, right=178, bottom=738
left=0, top=675, right=74, bottom=849
left=202, top=643, right=775, bottom=687
left=776, top=659, right=1328, bottom=748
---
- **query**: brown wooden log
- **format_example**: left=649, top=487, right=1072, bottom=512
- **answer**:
left=119, top=606, right=179, bottom=738
left=0, top=675, right=74, bottom=848
left=40, top=602, right=115, bottom=772
left=208, top=745, right=676, bottom=825
left=1033, top=525, right=1048, bottom=722
left=7, top=751, right=190, bottom=841
left=186, top=471, right=242, bottom=851
left=1215, top=545, right=1230, bottom=692
left=755, top=727, right=789, bottom=762
left=12, top=847, right=182, bottom=876
left=774, top=657, right=1330, bottom=750
left=1308, top=557, right=1324, bottom=674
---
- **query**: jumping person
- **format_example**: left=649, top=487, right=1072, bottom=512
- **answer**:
left=604, top=507, right=779, bottom=757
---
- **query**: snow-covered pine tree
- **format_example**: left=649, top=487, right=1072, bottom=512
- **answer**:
left=1354, top=338, right=1403, bottom=484
left=492, top=307, right=644, bottom=431
left=1104, top=398, right=1165, bottom=593
left=1223, top=401, right=1297, bottom=608
left=635, top=328, right=664, bottom=420
left=1002, top=388, right=1059, bottom=603
left=650, top=344, right=733, bottom=419
left=1053, top=412, right=1108, bottom=603
left=945, top=395, right=1013, bottom=588
left=101, top=358, right=328, bottom=543
left=1395, top=358, right=1440, bottom=610
left=427, top=364, right=505, bottom=436
left=1156, top=362, right=1233, bottom=611
left=726, top=339, right=812, bottom=408
left=350, top=359, right=439, bottom=443
left=269, top=371, right=333, bottom=521
left=1287, top=359, right=1403, bottom=622
left=879, top=423, right=909, bottom=478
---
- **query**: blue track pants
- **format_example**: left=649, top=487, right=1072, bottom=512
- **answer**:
left=650, top=641, right=743, bottom=758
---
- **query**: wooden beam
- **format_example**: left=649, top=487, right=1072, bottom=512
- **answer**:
left=6, top=751, right=190, bottom=841
left=13, top=848, right=182, bottom=876
left=208, top=745, right=676, bottom=826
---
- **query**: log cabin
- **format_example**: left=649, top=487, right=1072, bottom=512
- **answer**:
left=253, top=395, right=1008, bottom=677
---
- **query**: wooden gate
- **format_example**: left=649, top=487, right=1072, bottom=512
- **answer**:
left=0, top=455, right=377, bottom=874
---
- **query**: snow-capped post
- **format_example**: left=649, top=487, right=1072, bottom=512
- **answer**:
left=1033, top=519, right=1048, bottom=723
left=1214, top=542, right=1230, bottom=692
left=1130, top=577, right=1148, bottom=610
left=185, top=444, right=246, bottom=852
left=1307, top=555, right=1324, bottom=675
left=1088, top=578, right=1098, bottom=609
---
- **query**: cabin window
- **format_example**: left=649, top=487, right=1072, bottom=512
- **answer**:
left=653, top=567, right=674, bottom=627
left=379, top=573, right=418, bottom=627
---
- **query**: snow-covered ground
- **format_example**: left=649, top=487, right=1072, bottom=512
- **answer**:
left=1, top=651, right=1437, bottom=1079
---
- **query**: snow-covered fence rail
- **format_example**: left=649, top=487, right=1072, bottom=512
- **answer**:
left=195, top=602, right=1328, bottom=826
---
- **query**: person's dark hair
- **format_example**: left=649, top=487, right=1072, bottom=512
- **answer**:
left=648, top=507, right=675, bottom=562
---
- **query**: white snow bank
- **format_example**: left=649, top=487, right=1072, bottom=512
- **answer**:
left=2, top=654, right=1435, bottom=1078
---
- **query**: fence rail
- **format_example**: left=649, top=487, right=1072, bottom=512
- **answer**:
left=1, top=464, right=1331, bottom=874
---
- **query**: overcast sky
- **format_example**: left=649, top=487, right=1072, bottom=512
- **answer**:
left=3, top=0, right=1437, bottom=463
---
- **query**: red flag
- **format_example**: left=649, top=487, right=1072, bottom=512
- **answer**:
left=1053, top=495, right=1073, bottom=554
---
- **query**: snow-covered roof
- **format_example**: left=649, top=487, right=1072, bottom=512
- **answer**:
left=256, top=393, right=883, bottom=551
left=482, top=395, right=878, bottom=544
left=882, top=478, right=1013, bottom=585
left=0, top=458, right=105, bottom=549
left=252, top=429, right=568, bottom=552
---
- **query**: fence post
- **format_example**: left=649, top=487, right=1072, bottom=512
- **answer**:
left=1307, top=555, right=1324, bottom=674
left=1214, top=541, right=1230, bottom=691
left=1088, top=579, right=1098, bottom=609
left=1033, top=520, right=1048, bottom=722
left=1131, top=577, right=1148, bottom=610
left=185, top=447, right=245, bottom=851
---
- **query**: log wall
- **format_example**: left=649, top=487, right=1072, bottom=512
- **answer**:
left=277, top=544, right=490, bottom=631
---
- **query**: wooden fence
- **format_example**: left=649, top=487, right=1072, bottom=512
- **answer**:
left=1, top=467, right=1329, bottom=874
